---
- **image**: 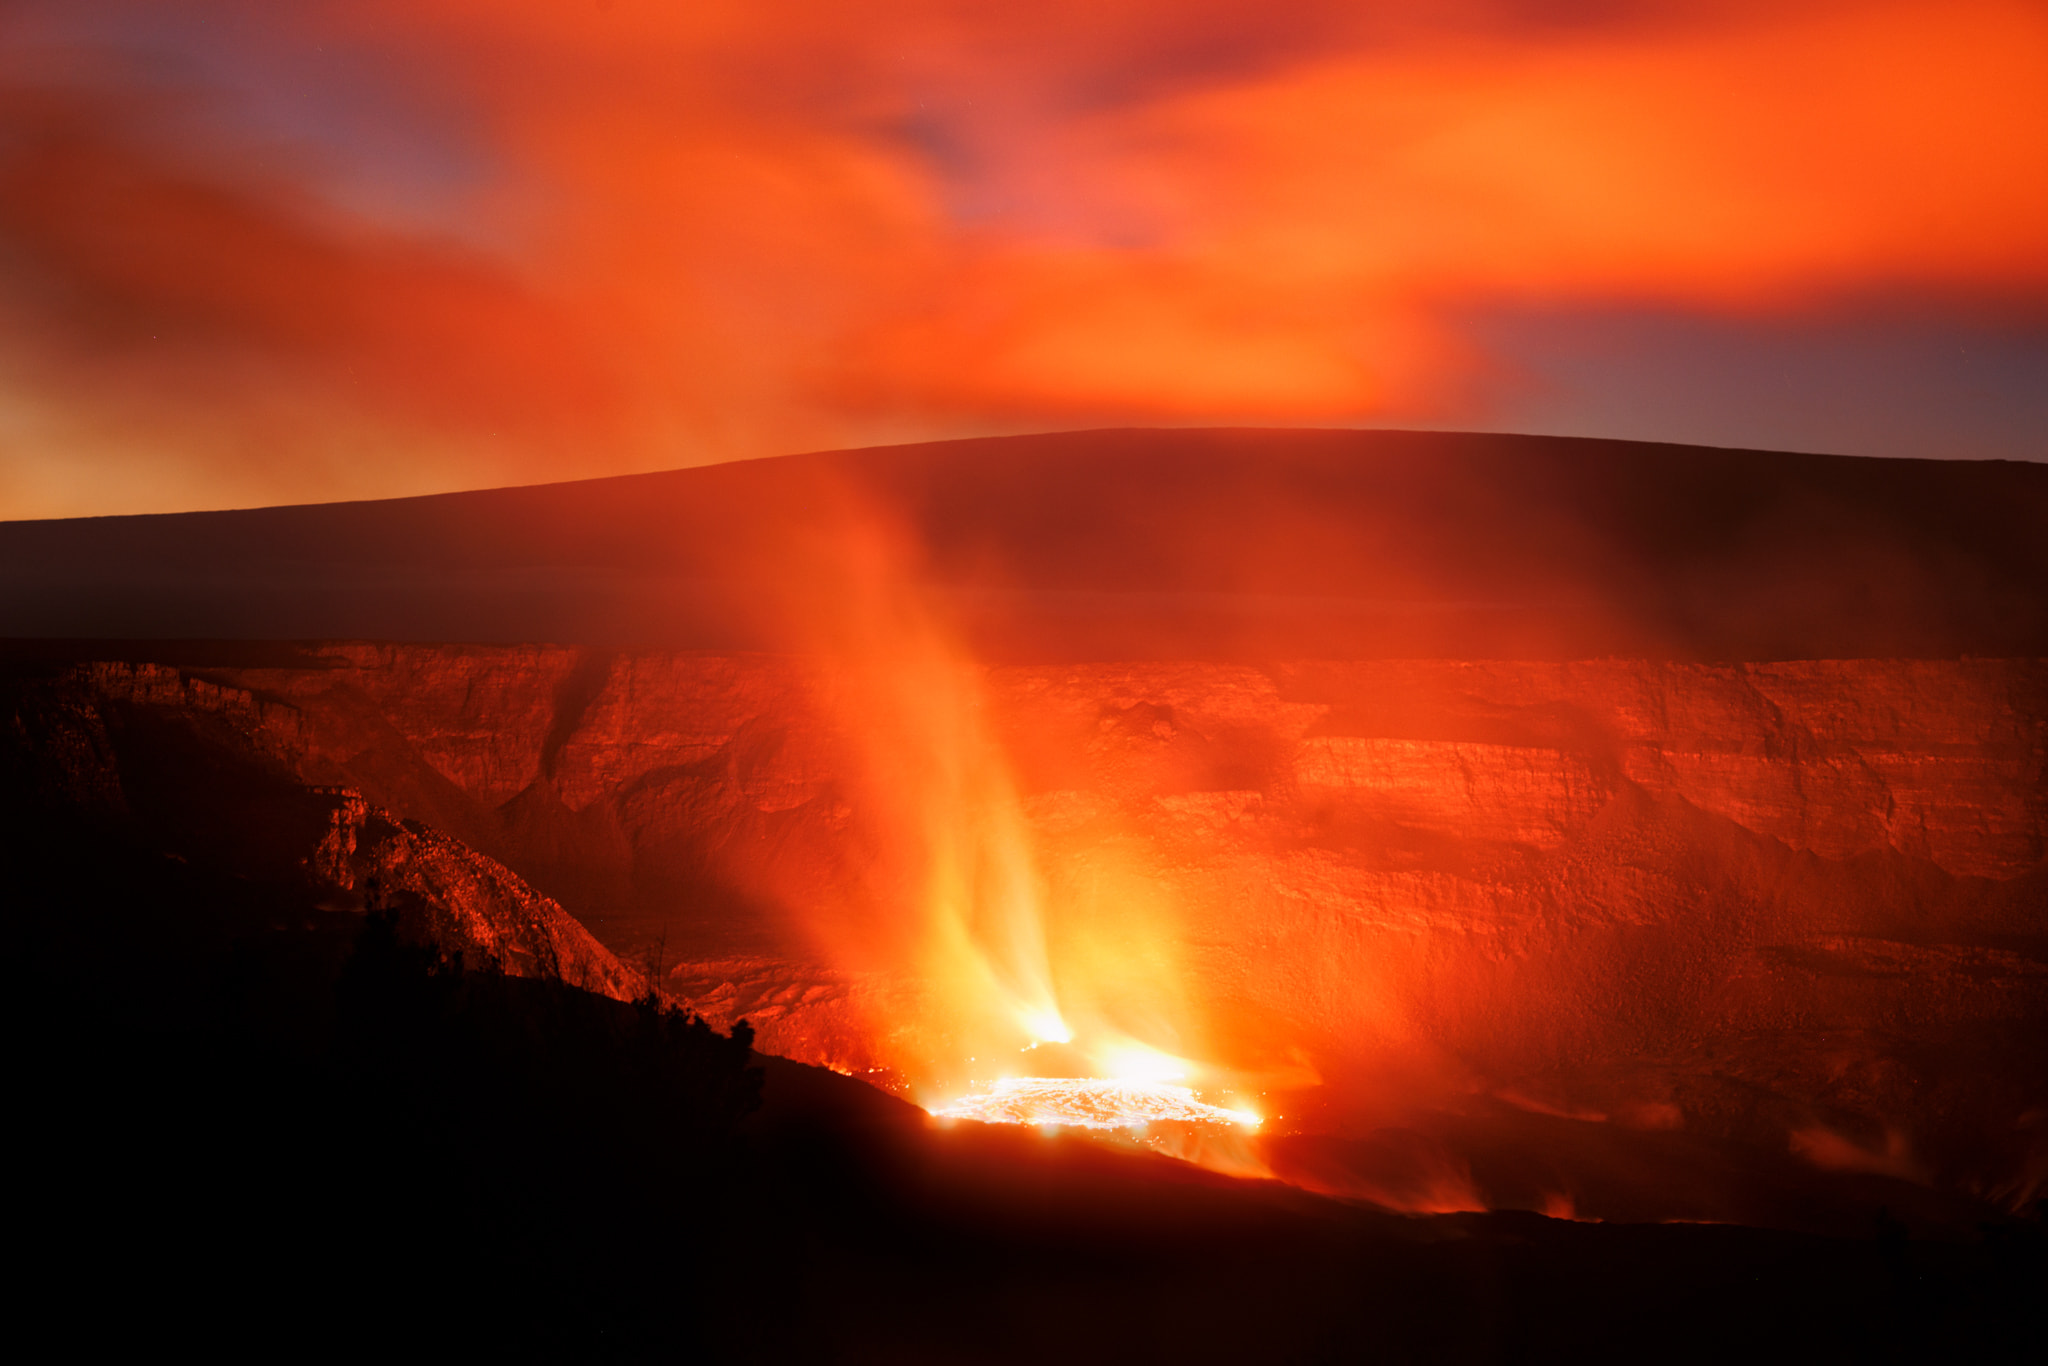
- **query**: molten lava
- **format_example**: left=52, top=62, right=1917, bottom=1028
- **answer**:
left=764, top=488, right=1263, bottom=1142
left=930, top=1078, right=1261, bottom=1132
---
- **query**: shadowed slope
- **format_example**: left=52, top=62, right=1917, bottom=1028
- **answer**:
left=3, top=428, right=2044, bottom=659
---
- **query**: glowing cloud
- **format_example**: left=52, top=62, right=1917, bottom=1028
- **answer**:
left=2, top=1, right=2044, bottom=515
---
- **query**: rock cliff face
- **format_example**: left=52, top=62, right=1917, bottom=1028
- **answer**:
left=8, top=660, right=646, bottom=1003
left=309, top=790, right=645, bottom=1000
left=20, top=644, right=2045, bottom=1209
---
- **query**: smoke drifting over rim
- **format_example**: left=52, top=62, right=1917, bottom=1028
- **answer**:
left=2, top=0, right=2045, bottom=517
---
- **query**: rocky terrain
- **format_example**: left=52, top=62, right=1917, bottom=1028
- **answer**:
left=4, top=657, right=647, bottom=1003
left=14, top=641, right=2040, bottom=1221
left=5, top=430, right=2043, bottom=1230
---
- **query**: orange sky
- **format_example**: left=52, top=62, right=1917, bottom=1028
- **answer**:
left=1, top=0, right=2044, bottom=516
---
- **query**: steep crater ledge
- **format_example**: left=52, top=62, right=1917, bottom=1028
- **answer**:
left=10, top=644, right=2046, bottom=1221
left=4, top=656, right=649, bottom=1005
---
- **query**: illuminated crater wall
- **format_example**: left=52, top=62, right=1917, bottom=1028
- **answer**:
left=6, top=430, right=2044, bottom=1211
left=107, top=643, right=2045, bottom=1200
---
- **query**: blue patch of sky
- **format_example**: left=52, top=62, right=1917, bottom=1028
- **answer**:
left=883, top=94, right=1161, bottom=248
left=8, top=0, right=500, bottom=246
left=1446, top=305, right=2048, bottom=462
left=874, top=11, right=1350, bottom=248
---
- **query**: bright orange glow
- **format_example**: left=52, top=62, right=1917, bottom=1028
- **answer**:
left=766, top=485, right=1246, bottom=1118
left=4, top=1, right=2045, bottom=514
left=931, top=1078, right=1261, bottom=1133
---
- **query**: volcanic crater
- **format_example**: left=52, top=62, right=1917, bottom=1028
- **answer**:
left=8, top=429, right=2043, bottom=1244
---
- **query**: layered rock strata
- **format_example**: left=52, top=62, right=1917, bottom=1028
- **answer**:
left=21, top=645, right=2045, bottom=1203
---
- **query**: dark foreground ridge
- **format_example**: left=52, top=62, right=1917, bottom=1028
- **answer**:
left=5, top=428, right=2046, bottom=659
left=8, top=670, right=2043, bottom=1360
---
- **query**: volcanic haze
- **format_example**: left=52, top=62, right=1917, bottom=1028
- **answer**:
left=5, top=428, right=2043, bottom=1230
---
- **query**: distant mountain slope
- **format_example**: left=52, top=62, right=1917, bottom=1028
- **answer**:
left=4, top=429, right=2044, bottom=658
